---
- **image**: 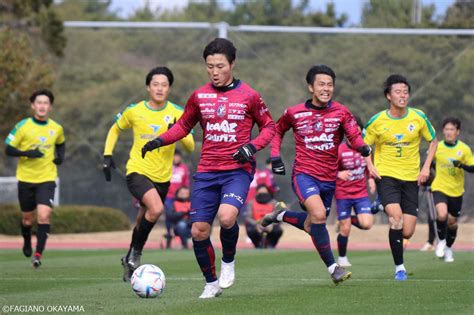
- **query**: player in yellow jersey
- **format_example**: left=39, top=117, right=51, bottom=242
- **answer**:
left=431, top=117, right=474, bottom=262
left=103, top=66, right=194, bottom=282
left=5, top=89, right=65, bottom=268
left=363, top=74, right=437, bottom=281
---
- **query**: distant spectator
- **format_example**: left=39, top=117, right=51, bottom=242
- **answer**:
left=169, top=186, right=192, bottom=249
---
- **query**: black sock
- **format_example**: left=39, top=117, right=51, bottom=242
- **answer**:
left=446, top=227, right=458, bottom=248
left=389, top=228, right=403, bottom=266
left=193, top=238, right=217, bottom=283
left=126, top=226, right=138, bottom=259
left=337, top=234, right=349, bottom=257
left=220, top=223, right=239, bottom=263
left=21, top=223, right=32, bottom=245
left=351, top=216, right=362, bottom=229
left=428, top=217, right=435, bottom=245
left=436, top=219, right=447, bottom=241
left=133, top=217, right=155, bottom=253
left=36, top=224, right=50, bottom=255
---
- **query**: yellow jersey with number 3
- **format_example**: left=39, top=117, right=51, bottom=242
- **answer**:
left=5, top=118, right=65, bottom=183
left=363, top=107, right=436, bottom=181
left=104, top=100, right=194, bottom=183
left=431, top=140, right=473, bottom=197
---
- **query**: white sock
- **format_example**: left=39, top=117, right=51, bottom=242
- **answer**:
left=207, top=280, right=219, bottom=286
left=395, top=264, right=406, bottom=273
left=276, top=211, right=286, bottom=222
left=328, top=263, right=337, bottom=274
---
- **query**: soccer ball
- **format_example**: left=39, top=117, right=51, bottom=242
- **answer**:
left=131, top=264, right=166, bottom=298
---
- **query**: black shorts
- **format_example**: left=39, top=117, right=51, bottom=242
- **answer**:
left=126, top=172, right=169, bottom=204
left=376, top=176, right=419, bottom=216
left=432, top=191, right=463, bottom=217
left=18, top=181, right=56, bottom=212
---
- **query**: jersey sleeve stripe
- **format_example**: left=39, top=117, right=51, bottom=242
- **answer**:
left=364, top=110, right=383, bottom=130
left=413, top=108, right=436, bottom=140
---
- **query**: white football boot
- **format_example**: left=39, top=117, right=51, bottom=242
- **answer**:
left=444, top=247, right=454, bottom=263
left=199, top=281, right=223, bottom=299
left=337, top=256, right=352, bottom=267
left=435, top=239, right=446, bottom=258
left=219, top=260, right=235, bottom=289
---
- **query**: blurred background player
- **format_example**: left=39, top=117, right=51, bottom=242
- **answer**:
left=246, top=157, right=280, bottom=203
left=142, top=38, right=275, bottom=298
left=5, top=89, right=65, bottom=268
left=263, top=64, right=375, bottom=285
left=103, top=66, right=194, bottom=282
left=419, top=155, right=437, bottom=252
left=431, top=117, right=473, bottom=262
left=245, top=184, right=283, bottom=249
left=363, top=74, right=437, bottom=280
left=335, top=116, right=376, bottom=267
left=168, top=186, right=192, bottom=249
left=164, top=149, right=190, bottom=248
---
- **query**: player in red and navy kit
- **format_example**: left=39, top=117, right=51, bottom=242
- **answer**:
left=142, top=38, right=275, bottom=298
left=335, top=117, right=376, bottom=268
left=262, top=65, right=377, bottom=284
left=164, top=150, right=190, bottom=248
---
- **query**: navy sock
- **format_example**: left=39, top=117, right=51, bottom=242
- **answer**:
left=309, top=224, right=335, bottom=267
left=337, top=234, right=349, bottom=257
left=21, top=223, right=32, bottom=244
left=133, top=217, right=155, bottom=252
left=283, top=211, right=307, bottom=230
left=436, top=219, right=447, bottom=240
left=220, top=223, right=239, bottom=263
left=193, top=238, right=217, bottom=283
left=36, top=224, right=50, bottom=255
left=446, top=227, right=458, bottom=248
left=389, top=228, right=403, bottom=265
left=351, top=216, right=362, bottom=229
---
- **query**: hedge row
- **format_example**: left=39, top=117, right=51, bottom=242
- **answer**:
left=0, top=204, right=130, bottom=235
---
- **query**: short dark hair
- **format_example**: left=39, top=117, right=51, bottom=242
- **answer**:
left=29, top=89, right=54, bottom=104
left=306, top=65, right=336, bottom=85
left=146, top=66, right=174, bottom=86
left=442, top=117, right=461, bottom=130
left=174, top=149, right=182, bottom=156
left=383, top=74, right=411, bottom=97
left=203, top=38, right=236, bottom=64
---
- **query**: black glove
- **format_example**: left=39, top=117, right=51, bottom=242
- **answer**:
left=142, top=137, right=163, bottom=159
left=232, top=143, right=256, bottom=164
left=357, top=145, right=372, bottom=157
left=24, top=148, right=44, bottom=158
left=168, top=118, right=176, bottom=130
left=271, top=157, right=286, bottom=175
left=452, top=160, right=462, bottom=168
left=103, top=155, right=116, bottom=182
left=53, top=157, right=63, bottom=165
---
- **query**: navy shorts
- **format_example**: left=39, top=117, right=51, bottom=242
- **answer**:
left=336, top=197, right=372, bottom=220
left=190, top=169, right=253, bottom=224
left=291, top=173, right=335, bottom=216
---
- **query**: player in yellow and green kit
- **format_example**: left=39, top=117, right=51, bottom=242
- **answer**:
left=431, top=117, right=474, bottom=263
left=103, top=66, right=194, bottom=282
left=363, top=75, right=437, bottom=281
left=5, top=89, right=65, bottom=268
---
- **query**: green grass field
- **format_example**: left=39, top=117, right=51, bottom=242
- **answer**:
left=0, top=249, right=473, bottom=314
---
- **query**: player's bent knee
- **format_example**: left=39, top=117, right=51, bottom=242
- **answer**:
left=389, top=216, right=403, bottom=229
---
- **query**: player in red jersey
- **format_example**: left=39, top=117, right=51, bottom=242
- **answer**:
left=335, top=117, right=376, bottom=267
left=142, top=38, right=275, bottom=298
left=262, top=65, right=378, bottom=285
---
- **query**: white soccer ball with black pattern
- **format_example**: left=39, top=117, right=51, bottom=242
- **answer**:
left=131, top=264, right=166, bottom=298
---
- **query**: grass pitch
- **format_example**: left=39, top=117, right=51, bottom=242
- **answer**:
left=0, top=249, right=473, bottom=314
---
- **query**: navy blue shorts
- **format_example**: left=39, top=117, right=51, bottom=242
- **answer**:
left=190, top=170, right=253, bottom=224
left=336, top=197, right=372, bottom=220
left=291, top=173, right=335, bottom=216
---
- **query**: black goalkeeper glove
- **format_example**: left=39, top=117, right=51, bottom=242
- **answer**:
left=357, top=145, right=372, bottom=157
left=232, top=143, right=257, bottom=164
left=24, top=148, right=44, bottom=158
left=271, top=157, right=286, bottom=175
left=142, top=137, right=163, bottom=159
left=168, top=118, right=176, bottom=130
left=452, top=160, right=462, bottom=168
left=103, top=155, right=116, bottom=182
